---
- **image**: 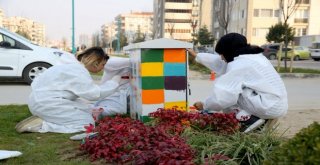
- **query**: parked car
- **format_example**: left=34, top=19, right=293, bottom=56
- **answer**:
left=0, top=27, right=76, bottom=84
left=276, top=46, right=310, bottom=61
left=261, top=43, right=280, bottom=60
left=310, top=42, right=320, bottom=61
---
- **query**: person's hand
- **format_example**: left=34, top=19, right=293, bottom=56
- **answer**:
left=111, top=75, right=121, bottom=83
left=193, top=101, right=204, bottom=110
left=187, top=48, right=197, bottom=57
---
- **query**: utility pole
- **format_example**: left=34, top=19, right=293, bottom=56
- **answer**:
left=116, top=17, right=121, bottom=53
left=71, top=0, right=76, bottom=54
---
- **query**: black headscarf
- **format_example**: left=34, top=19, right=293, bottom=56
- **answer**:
left=215, top=33, right=263, bottom=63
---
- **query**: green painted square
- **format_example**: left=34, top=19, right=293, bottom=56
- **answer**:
left=141, top=49, right=164, bottom=62
left=141, top=77, right=164, bottom=89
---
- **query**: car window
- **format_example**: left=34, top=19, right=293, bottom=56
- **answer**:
left=270, top=45, right=279, bottom=49
left=312, top=43, right=320, bottom=49
left=3, top=35, right=16, bottom=47
left=0, top=33, right=32, bottom=50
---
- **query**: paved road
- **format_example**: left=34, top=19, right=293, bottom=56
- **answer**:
left=270, top=59, right=320, bottom=70
left=1, top=77, right=320, bottom=111
left=188, top=78, right=320, bottom=111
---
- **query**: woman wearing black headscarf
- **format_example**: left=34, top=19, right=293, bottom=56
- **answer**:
left=188, top=33, right=288, bottom=133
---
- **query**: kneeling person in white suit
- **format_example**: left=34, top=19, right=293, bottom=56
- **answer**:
left=16, top=47, right=121, bottom=133
left=189, top=33, right=288, bottom=133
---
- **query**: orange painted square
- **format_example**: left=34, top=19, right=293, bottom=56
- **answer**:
left=142, top=89, right=164, bottom=104
left=164, top=49, right=186, bottom=63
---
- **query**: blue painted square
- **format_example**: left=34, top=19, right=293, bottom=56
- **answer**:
left=164, top=63, right=186, bottom=76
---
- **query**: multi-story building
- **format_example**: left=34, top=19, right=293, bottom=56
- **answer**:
left=0, top=9, right=4, bottom=27
left=101, top=22, right=117, bottom=48
left=199, top=0, right=214, bottom=33
left=154, top=0, right=200, bottom=42
left=212, top=0, right=320, bottom=46
left=78, top=34, right=91, bottom=48
left=115, top=12, right=153, bottom=43
left=2, top=16, right=46, bottom=46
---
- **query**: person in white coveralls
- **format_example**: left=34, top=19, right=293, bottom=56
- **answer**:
left=93, top=56, right=131, bottom=117
left=188, top=33, right=288, bottom=133
left=15, top=47, right=121, bottom=133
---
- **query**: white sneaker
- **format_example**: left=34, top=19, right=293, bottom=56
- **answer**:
left=15, top=116, right=43, bottom=133
left=69, top=132, right=98, bottom=141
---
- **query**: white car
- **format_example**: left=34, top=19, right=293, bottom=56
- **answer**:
left=310, top=42, right=320, bottom=61
left=0, top=27, right=77, bottom=84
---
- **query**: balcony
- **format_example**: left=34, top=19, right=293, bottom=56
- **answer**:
left=294, top=18, right=308, bottom=23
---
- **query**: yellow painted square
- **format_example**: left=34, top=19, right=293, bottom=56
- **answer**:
left=141, top=63, right=163, bottom=76
left=164, top=101, right=187, bottom=111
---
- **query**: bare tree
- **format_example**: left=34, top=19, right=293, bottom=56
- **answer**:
left=62, top=37, right=68, bottom=51
left=217, top=0, right=233, bottom=34
left=280, top=0, right=301, bottom=71
left=167, top=23, right=175, bottom=39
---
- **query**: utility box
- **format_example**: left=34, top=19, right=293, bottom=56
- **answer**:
left=124, top=38, right=193, bottom=122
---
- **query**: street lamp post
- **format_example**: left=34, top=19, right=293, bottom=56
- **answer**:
left=71, top=0, right=76, bottom=54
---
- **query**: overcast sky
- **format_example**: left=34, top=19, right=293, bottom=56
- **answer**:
left=0, top=0, right=153, bottom=41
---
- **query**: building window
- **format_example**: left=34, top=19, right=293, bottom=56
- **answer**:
left=165, top=19, right=191, bottom=23
left=296, top=0, right=309, bottom=4
left=252, top=28, right=269, bottom=37
left=253, top=9, right=259, bottom=17
left=296, top=28, right=307, bottom=36
left=165, top=9, right=192, bottom=13
left=165, top=0, right=192, bottom=3
left=274, top=9, right=280, bottom=17
left=294, top=9, right=309, bottom=23
left=241, top=10, right=245, bottom=18
left=260, top=9, right=273, bottom=17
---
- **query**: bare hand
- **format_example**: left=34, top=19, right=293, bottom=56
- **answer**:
left=187, top=48, right=197, bottom=57
left=193, top=101, right=204, bottom=110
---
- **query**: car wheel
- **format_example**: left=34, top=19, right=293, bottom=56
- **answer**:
left=269, top=54, right=276, bottom=60
left=293, top=55, right=300, bottom=61
left=23, top=63, right=52, bottom=84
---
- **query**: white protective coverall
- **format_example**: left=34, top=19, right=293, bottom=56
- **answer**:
left=28, top=62, right=119, bottom=133
left=196, top=53, right=288, bottom=119
left=94, top=57, right=131, bottom=116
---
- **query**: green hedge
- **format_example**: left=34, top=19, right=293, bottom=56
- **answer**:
left=265, top=122, right=320, bottom=164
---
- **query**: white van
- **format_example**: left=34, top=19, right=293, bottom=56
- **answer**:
left=0, top=28, right=76, bottom=84
left=310, top=42, right=320, bottom=61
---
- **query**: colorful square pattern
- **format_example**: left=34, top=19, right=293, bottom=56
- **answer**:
left=140, top=48, right=188, bottom=113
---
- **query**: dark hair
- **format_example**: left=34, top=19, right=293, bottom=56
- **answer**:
left=215, top=33, right=263, bottom=63
left=77, top=46, right=109, bottom=61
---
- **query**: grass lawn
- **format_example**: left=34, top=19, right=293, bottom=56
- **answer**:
left=0, top=105, right=90, bottom=165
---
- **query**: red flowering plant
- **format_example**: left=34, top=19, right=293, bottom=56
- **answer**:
left=81, top=115, right=195, bottom=164
left=149, top=108, right=240, bottom=135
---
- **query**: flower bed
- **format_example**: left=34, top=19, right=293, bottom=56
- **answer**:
left=80, top=108, right=281, bottom=164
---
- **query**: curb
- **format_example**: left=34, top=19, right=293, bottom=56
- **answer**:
left=188, top=73, right=320, bottom=80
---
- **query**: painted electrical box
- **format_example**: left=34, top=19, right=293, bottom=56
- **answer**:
left=124, top=38, right=193, bottom=122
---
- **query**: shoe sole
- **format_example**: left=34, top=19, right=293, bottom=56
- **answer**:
left=243, top=119, right=266, bottom=133
left=15, top=116, right=42, bottom=133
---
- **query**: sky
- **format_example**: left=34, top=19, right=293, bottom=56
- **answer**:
left=0, top=0, right=153, bottom=41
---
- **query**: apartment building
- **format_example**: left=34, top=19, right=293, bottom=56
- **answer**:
left=101, top=22, right=117, bottom=47
left=212, top=0, right=320, bottom=46
left=153, top=0, right=201, bottom=42
left=115, top=12, right=153, bottom=43
left=0, top=9, right=4, bottom=27
left=2, top=16, right=46, bottom=46
left=199, top=0, right=214, bottom=33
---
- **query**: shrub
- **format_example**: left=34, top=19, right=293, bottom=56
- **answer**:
left=265, top=122, right=320, bottom=165
left=183, top=129, right=282, bottom=165
left=81, top=116, right=195, bottom=164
